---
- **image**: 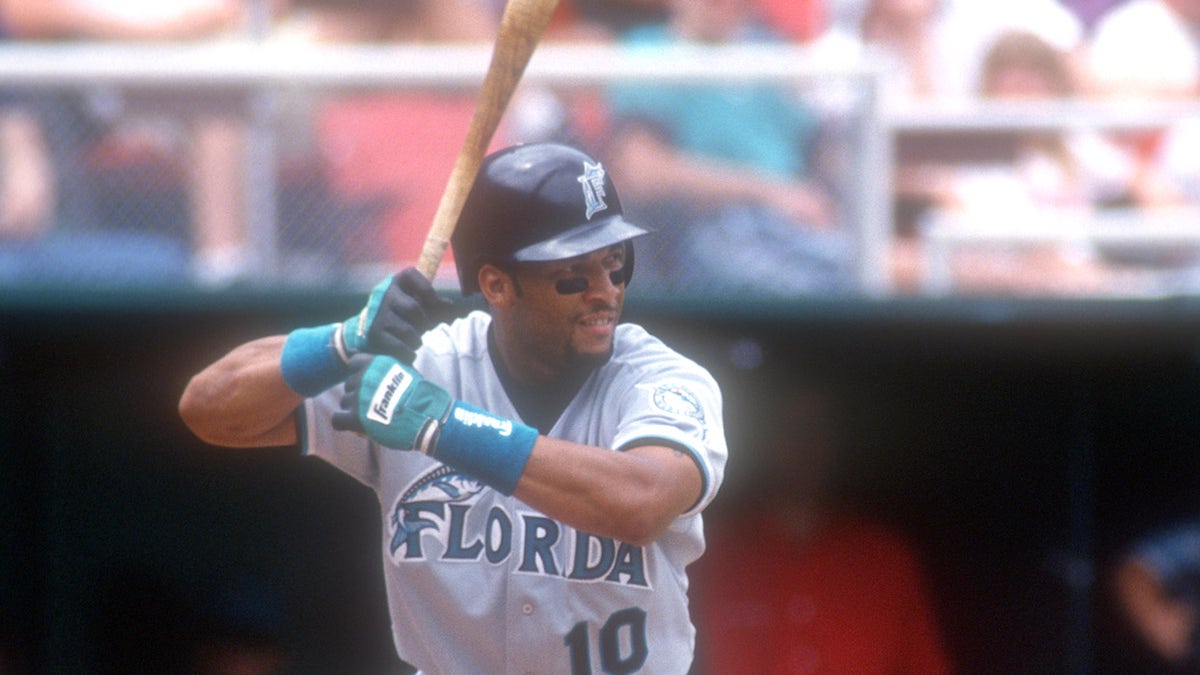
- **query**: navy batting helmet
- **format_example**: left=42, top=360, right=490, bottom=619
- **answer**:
left=451, top=143, right=649, bottom=295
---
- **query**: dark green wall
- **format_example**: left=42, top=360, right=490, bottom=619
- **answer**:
left=5, top=290, right=1200, bottom=673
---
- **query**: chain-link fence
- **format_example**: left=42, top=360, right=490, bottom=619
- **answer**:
left=0, top=42, right=890, bottom=300
left=9, top=41, right=1198, bottom=302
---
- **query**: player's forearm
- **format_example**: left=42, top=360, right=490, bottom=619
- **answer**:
left=179, top=335, right=303, bottom=448
left=513, top=440, right=701, bottom=546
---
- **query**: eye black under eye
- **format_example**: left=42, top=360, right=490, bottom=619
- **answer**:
left=555, top=277, right=588, bottom=295
left=553, top=269, right=626, bottom=295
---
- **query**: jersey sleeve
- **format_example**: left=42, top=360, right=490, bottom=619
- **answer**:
left=299, top=386, right=382, bottom=489
left=610, top=364, right=727, bottom=518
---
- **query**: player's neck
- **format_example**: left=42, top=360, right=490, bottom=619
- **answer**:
left=490, top=330, right=553, bottom=386
left=488, top=326, right=592, bottom=433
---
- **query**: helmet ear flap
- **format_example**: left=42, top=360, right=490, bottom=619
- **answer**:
left=620, top=239, right=635, bottom=287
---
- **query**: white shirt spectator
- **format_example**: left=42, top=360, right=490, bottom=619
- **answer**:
left=1087, top=0, right=1200, bottom=98
left=811, top=0, right=1084, bottom=102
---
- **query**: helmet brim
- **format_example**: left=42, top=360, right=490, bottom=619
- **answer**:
left=510, top=216, right=650, bottom=263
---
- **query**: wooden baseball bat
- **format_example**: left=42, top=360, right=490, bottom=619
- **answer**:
left=415, top=0, right=561, bottom=281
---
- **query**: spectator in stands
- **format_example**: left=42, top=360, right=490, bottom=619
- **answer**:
left=1110, top=518, right=1200, bottom=671
left=268, top=0, right=499, bottom=281
left=1085, top=0, right=1200, bottom=100
left=754, top=0, right=826, bottom=42
left=1082, top=0, right=1200, bottom=246
left=0, top=1, right=243, bottom=40
left=0, top=98, right=53, bottom=245
left=273, top=0, right=494, bottom=43
left=809, top=0, right=1085, bottom=103
left=602, top=0, right=855, bottom=298
left=0, top=0, right=269, bottom=286
left=1100, top=71, right=1200, bottom=294
left=690, top=375, right=953, bottom=674
left=805, top=0, right=1089, bottom=294
left=808, top=0, right=945, bottom=101
left=512, top=0, right=679, bottom=156
left=509, top=0, right=673, bottom=153
left=0, top=84, right=191, bottom=285
left=905, top=30, right=1136, bottom=295
left=1149, top=109, right=1200, bottom=206
left=1072, top=2, right=1200, bottom=295
left=549, top=0, right=670, bottom=40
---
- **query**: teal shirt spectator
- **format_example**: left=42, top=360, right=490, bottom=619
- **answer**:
left=602, top=23, right=852, bottom=298
left=607, top=23, right=821, bottom=180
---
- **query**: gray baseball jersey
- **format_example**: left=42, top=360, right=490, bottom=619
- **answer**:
left=300, top=310, right=727, bottom=674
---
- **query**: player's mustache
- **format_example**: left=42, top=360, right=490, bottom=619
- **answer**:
left=580, top=301, right=619, bottom=316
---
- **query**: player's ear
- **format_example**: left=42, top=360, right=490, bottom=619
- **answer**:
left=478, top=263, right=517, bottom=307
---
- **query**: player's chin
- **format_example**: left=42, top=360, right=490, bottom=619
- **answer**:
left=566, top=340, right=614, bottom=371
left=575, top=325, right=615, bottom=353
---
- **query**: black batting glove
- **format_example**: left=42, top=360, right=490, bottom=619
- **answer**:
left=340, top=267, right=455, bottom=363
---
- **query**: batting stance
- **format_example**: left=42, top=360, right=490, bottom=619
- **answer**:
left=179, top=142, right=728, bottom=674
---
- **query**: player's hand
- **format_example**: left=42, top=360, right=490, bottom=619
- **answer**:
left=332, top=354, right=453, bottom=453
left=332, top=354, right=537, bottom=495
left=339, top=268, right=453, bottom=363
left=279, top=269, right=451, bottom=398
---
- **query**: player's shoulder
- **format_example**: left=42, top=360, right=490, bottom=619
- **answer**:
left=415, top=310, right=490, bottom=363
left=612, top=322, right=717, bottom=382
left=613, top=322, right=679, bottom=359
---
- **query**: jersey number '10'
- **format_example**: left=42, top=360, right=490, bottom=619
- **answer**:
left=564, top=607, right=649, bottom=674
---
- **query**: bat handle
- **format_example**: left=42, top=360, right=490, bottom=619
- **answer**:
left=414, top=0, right=560, bottom=282
left=416, top=140, right=486, bottom=280
left=416, top=235, right=451, bottom=280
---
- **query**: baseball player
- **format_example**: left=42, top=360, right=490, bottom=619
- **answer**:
left=179, top=142, right=728, bottom=674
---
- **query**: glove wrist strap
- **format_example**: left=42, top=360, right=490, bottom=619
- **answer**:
left=332, top=322, right=354, bottom=365
left=280, top=323, right=353, bottom=397
left=432, top=401, right=537, bottom=496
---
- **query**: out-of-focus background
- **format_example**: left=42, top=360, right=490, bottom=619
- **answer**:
left=4, top=0, right=1200, bottom=673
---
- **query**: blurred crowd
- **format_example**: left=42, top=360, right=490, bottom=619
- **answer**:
left=0, top=0, right=1198, bottom=295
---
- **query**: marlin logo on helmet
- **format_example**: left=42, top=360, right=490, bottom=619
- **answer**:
left=577, top=161, right=608, bottom=220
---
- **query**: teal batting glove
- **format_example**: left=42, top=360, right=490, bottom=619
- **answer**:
left=280, top=269, right=451, bottom=397
left=332, top=355, right=537, bottom=495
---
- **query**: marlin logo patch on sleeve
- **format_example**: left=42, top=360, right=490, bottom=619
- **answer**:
left=643, top=382, right=705, bottom=424
left=367, top=363, right=414, bottom=425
